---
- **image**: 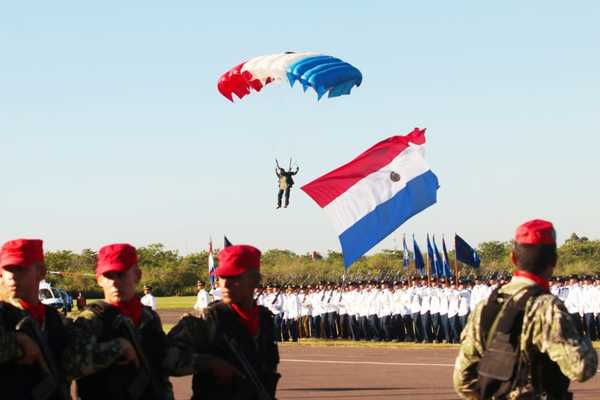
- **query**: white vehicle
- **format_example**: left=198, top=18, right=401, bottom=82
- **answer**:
left=38, top=280, right=65, bottom=309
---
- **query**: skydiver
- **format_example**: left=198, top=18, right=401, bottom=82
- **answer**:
left=275, top=160, right=299, bottom=209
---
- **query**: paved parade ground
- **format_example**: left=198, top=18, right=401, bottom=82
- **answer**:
left=168, top=343, right=600, bottom=399
left=159, top=309, right=600, bottom=399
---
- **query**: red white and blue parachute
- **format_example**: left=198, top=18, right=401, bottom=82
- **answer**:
left=217, top=52, right=362, bottom=102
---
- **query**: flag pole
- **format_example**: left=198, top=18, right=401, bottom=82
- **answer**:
left=426, top=251, right=431, bottom=282
left=453, top=233, right=460, bottom=286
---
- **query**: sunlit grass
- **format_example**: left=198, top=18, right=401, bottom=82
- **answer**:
left=156, top=296, right=196, bottom=310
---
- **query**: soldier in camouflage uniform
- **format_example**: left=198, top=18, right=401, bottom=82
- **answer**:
left=165, top=244, right=280, bottom=400
left=68, top=243, right=173, bottom=400
left=453, top=220, right=598, bottom=399
left=275, top=165, right=299, bottom=209
left=0, top=238, right=136, bottom=400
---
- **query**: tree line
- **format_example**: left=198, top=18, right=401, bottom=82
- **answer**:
left=44, top=234, right=600, bottom=297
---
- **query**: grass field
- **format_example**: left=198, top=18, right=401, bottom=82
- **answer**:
left=156, top=296, right=196, bottom=309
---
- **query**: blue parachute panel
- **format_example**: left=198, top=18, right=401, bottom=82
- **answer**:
left=287, top=56, right=362, bottom=100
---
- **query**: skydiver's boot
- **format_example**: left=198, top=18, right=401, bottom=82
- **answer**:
left=276, top=204, right=281, bottom=209
left=284, top=202, right=289, bottom=208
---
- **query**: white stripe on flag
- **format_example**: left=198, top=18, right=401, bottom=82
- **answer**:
left=324, top=144, right=430, bottom=235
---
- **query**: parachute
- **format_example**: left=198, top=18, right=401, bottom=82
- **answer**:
left=217, top=52, right=363, bottom=102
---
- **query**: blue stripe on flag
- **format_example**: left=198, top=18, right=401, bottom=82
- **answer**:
left=339, top=170, right=439, bottom=267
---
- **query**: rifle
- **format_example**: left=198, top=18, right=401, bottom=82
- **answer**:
left=112, top=314, right=162, bottom=400
left=270, top=288, right=282, bottom=305
left=254, top=287, right=265, bottom=300
left=223, top=334, right=274, bottom=400
left=15, top=315, right=70, bottom=400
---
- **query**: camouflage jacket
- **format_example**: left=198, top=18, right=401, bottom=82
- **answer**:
left=66, top=302, right=173, bottom=399
left=0, top=299, right=26, bottom=364
left=0, top=299, right=121, bottom=380
left=164, top=303, right=280, bottom=399
left=453, top=276, right=598, bottom=399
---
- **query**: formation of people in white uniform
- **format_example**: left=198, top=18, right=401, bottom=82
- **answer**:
left=192, top=273, right=600, bottom=343
left=552, top=275, right=600, bottom=340
left=254, top=276, right=500, bottom=343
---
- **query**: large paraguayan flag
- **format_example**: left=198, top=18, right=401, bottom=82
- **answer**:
left=455, top=234, right=481, bottom=268
left=301, top=128, right=439, bottom=267
left=413, top=235, right=425, bottom=273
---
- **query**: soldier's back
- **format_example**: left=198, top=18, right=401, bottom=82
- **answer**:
left=454, top=277, right=598, bottom=399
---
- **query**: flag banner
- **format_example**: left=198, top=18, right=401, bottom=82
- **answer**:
left=455, top=234, right=481, bottom=268
left=301, top=128, right=439, bottom=267
left=208, top=239, right=216, bottom=288
left=402, top=235, right=410, bottom=270
left=413, top=235, right=425, bottom=273
left=442, top=237, right=453, bottom=277
left=433, top=235, right=443, bottom=278
left=427, top=234, right=437, bottom=277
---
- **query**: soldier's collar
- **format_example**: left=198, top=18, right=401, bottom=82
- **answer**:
left=513, top=270, right=550, bottom=291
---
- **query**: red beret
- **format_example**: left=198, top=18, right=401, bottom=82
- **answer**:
left=0, top=239, right=44, bottom=269
left=216, top=245, right=261, bottom=277
left=97, top=243, right=138, bottom=276
left=515, top=219, right=556, bottom=245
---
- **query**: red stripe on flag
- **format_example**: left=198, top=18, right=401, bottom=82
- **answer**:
left=301, top=128, right=426, bottom=208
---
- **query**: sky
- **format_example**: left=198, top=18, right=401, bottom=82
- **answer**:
left=1, top=2, right=599, bottom=256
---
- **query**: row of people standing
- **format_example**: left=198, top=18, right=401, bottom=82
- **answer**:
left=0, top=239, right=279, bottom=400
left=551, top=275, right=600, bottom=340
left=257, top=277, right=499, bottom=343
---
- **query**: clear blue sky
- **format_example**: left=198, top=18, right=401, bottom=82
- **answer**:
left=1, top=2, right=599, bottom=256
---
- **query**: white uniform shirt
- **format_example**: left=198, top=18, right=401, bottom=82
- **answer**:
left=378, top=289, right=393, bottom=318
left=447, top=289, right=459, bottom=318
left=311, top=291, right=325, bottom=316
left=141, top=293, right=157, bottom=311
left=299, top=293, right=312, bottom=317
left=438, top=288, right=449, bottom=316
left=429, top=288, right=440, bottom=314
left=283, top=293, right=300, bottom=320
left=564, top=284, right=582, bottom=315
left=410, top=287, right=421, bottom=314
left=582, top=285, right=596, bottom=314
left=420, top=287, right=431, bottom=314
left=367, top=289, right=380, bottom=316
left=458, top=289, right=471, bottom=317
left=193, top=289, right=210, bottom=311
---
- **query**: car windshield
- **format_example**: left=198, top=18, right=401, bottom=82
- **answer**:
left=39, top=288, right=54, bottom=300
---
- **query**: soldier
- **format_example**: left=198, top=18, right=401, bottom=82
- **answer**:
left=282, top=286, right=299, bottom=342
left=0, top=239, right=73, bottom=400
left=193, top=281, right=210, bottom=311
left=275, top=163, right=299, bottom=209
left=0, top=238, right=138, bottom=400
left=70, top=243, right=173, bottom=400
left=165, top=244, right=280, bottom=400
left=141, top=284, right=157, bottom=311
left=454, top=219, right=598, bottom=399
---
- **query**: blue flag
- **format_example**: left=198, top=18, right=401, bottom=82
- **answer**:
left=412, top=235, right=425, bottom=274
left=432, top=235, right=443, bottom=278
left=402, top=235, right=410, bottom=270
left=455, top=234, right=480, bottom=268
left=426, top=234, right=437, bottom=277
left=442, top=237, right=453, bottom=278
